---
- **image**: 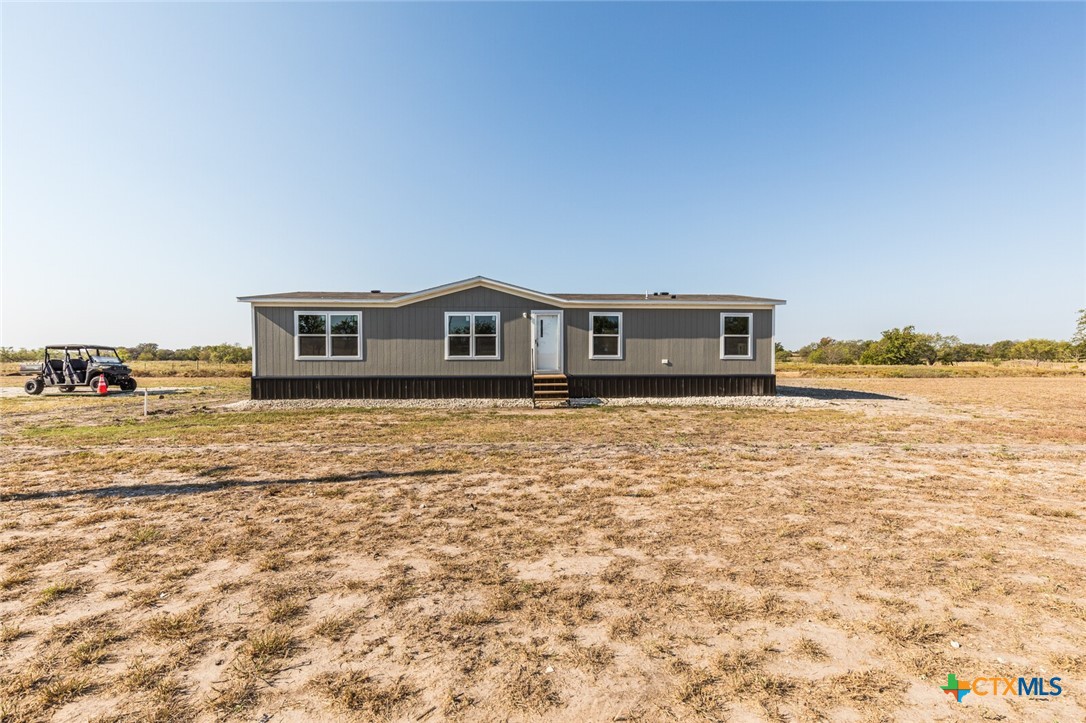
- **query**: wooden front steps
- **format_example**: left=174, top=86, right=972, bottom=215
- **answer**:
left=532, top=373, right=569, bottom=408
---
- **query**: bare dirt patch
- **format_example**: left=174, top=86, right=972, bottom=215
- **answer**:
left=0, top=377, right=1083, bottom=721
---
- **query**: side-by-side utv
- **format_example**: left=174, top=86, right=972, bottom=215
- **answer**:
left=19, top=345, right=137, bottom=395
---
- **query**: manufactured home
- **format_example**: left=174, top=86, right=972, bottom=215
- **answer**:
left=239, top=277, right=785, bottom=401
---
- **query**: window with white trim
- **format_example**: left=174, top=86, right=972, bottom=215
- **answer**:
left=295, top=311, right=362, bottom=360
left=445, top=312, right=500, bottom=359
left=720, top=313, right=753, bottom=359
left=589, top=312, right=623, bottom=359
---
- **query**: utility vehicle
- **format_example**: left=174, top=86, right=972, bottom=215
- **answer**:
left=20, top=345, right=137, bottom=395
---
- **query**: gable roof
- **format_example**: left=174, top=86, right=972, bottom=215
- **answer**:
left=238, top=276, right=786, bottom=308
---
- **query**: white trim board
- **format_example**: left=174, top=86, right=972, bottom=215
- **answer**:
left=251, top=305, right=257, bottom=377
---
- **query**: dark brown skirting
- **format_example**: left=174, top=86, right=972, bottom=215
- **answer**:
left=251, top=376, right=531, bottom=400
left=251, top=375, right=776, bottom=400
left=567, top=375, right=775, bottom=398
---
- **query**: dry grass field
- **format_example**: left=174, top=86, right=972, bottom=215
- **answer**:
left=777, top=361, right=1085, bottom=378
left=0, top=376, right=1083, bottom=722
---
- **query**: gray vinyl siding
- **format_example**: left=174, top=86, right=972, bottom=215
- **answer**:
left=254, top=290, right=773, bottom=378
left=254, top=288, right=557, bottom=377
left=565, top=308, right=773, bottom=376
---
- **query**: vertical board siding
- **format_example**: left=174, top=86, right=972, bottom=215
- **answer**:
left=254, top=290, right=775, bottom=379
left=255, top=288, right=558, bottom=377
left=564, top=308, right=774, bottom=376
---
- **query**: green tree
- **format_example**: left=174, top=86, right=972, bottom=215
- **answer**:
left=929, top=334, right=962, bottom=365
left=859, top=326, right=933, bottom=365
left=203, top=343, right=251, bottom=364
left=795, top=340, right=821, bottom=359
left=988, top=340, right=1018, bottom=361
left=954, top=343, right=989, bottom=362
left=1073, top=309, right=1086, bottom=360
left=1009, top=339, right=1069, bottom=366
left=774, top=342, right=791, bottom=363
left=799, top=338, right=871, bottom=365
left=821, top=342, right=867, bottom=364
left=128, top=343, right=159, bottom=361
left=0, top=347, right=44, bottom=362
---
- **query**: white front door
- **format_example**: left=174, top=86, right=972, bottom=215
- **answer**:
left=532, top=311, right=562, bottom=373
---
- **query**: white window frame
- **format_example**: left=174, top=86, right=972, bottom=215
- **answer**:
left=294, top=310, right=363, bottom=361
left=589, top=311, right=623, bottom=360
left=720, top=312, right=754, bottom=360
left=444, top=311, right=501, bottom=360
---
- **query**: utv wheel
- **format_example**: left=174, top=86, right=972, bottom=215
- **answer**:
left=24, top=378, right=44, bottom=395
left=87, top=374, right=101, bottom=392
left=59, top=386, right=75, bottom=393
left=120, top=378, right=137, bottom=392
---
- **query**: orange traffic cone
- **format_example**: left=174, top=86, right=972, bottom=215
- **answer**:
left=97, top=374, right=108, bottom=396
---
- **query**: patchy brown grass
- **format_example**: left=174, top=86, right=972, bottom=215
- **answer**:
left=312, top=670, right=418, bottom=718
left=37, top=674, right=93, bottom=709
left=313, top=612, right=357, bottom=641
left=240, top=627, right=296, bottom=674
left=143, top=607, right=206, bottom=642
left=0, top=376, right=1083, bottom=720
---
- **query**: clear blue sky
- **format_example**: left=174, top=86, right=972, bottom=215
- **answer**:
left=3, top=2, right=1083, bottom=349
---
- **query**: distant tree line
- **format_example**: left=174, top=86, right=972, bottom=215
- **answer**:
left=116, top=343, right=252, bottom=364
left=0, top=343, right=252, bottom=364
left=784, top=310, right=1086, bottom=366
